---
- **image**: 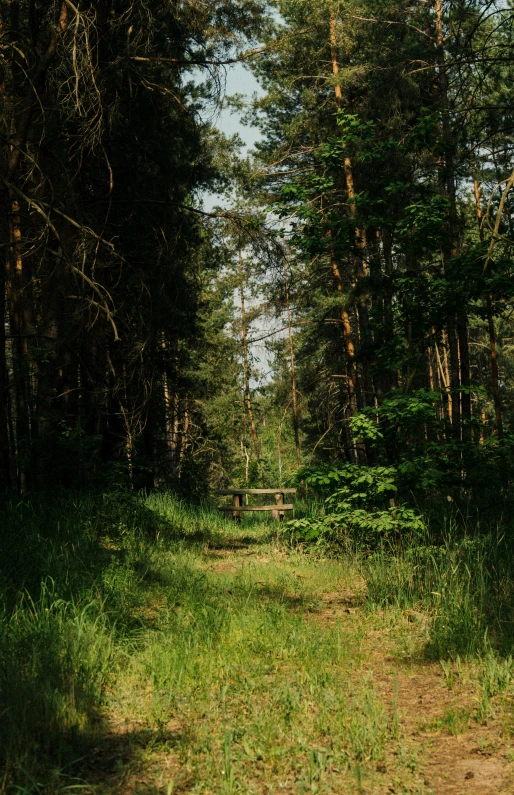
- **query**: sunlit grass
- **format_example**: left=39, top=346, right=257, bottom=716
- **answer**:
left=362, top=521, right=514, bottom=659
left=2, top=492, right=514, bottom=793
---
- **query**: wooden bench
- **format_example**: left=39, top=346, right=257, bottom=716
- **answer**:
left=216, top=489, right=297, bottom=522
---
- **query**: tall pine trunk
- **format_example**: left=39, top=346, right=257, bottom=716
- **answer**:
left=239, top=251, right=259, bottom=458
left=0, top=245, right=10, bottom=491
left=473, top=176, right=503, bottom=440
left=7, top=200, right=32, bottom=491
left=283, top=257, right=301, bottom=467
left=380, top=228, right=398, bottom=393
left=0, top=5, right=9, bottom=489
left=434, top=0, right=470, bottom=442
left=326, top=15, right=361, bottom=419
left=330, top=10, right=373, bottom=408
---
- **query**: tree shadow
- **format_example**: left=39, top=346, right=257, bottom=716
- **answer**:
left=204, top=533, right=266, bottom=551
left=0, top=495, right=312, bottom=791
left=77, top=720, right=187, bottom=793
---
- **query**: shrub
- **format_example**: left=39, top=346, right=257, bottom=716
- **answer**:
left=289, top=464, right=424, bottom=547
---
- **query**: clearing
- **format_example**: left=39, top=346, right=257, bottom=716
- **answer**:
left=86, top=520, right=514, bottom=795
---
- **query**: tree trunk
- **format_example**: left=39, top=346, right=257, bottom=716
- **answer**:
left=329, top=9, right=372, bottom=407
left=327, top=234, right=361, bottom=412
left=473, top=176, right=504, bottom=440
left=2, top=3, right=69, bottom=491
left=283, top=257, right=301, bottom=467
left=0, top=244, right=10, bottom=491
left=179, top=395, right=189, bottom=473
left=486, top=298, right=503, bottom=440
left=0, top=4, right=9, bottom=490
left=447, top=317, right=461, bottom=436
left=161, top=333, right=179, bottom=478
left=7, top=200, right=32, bottom=491
left=239, top=251, right=259, bottom=457
left=457, top=316, right=471, bottom=440
left=434, top=0, right=467, bottom=442
left=6, top=3, right=69, bottom=185
left=381, top=228, right=398, bottom=392
left=435, top=338, right=450, bottom=424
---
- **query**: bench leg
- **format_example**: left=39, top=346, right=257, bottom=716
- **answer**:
left=274, top=492, right=285, bottom=522
left=232, top=494, right=242, bottom=523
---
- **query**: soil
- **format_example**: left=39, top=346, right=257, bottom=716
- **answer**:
left=311, top=591, right=514, bottom=794
left=98, top=532, right=514, bottom=794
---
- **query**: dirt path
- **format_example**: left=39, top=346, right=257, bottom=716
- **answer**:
left=97, top=526, right=514, bottom=795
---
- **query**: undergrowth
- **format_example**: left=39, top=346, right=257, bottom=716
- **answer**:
left=2, top=490, right=514, bottom=793
left=0, top=493, right=231, bottom=791
left=289, top=463, right=514, bottom=658
left=363, top=522, right=514, bottom=659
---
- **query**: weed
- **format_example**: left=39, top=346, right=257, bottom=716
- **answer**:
left=390, top=677, right=400, bottom=740
left=221, top=729, right=235, bottom=794
left=424, top=707, right=471, bottom=736
left=439, top=658, right=455, bottom=688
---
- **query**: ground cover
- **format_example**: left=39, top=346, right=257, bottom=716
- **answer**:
left=1, top=494, right=514, bottom=794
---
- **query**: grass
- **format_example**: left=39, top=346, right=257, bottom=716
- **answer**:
left=1, top=492, right=514, bottom=793
left=362, top=521, right=514, bottom=658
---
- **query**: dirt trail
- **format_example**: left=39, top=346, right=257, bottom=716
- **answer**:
left=304, top=578, right=514, bottom=794
left=373, top=655, right=513, bottom=794
left=210, top=534, right=514, bottom=795
left=98, top=528, right=514, bottom=795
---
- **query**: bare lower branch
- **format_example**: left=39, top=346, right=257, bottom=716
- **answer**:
left=483, top=169, right=514, bottom=272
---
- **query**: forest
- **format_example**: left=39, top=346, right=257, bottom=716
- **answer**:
left=3, top=1, right=514, bottom=793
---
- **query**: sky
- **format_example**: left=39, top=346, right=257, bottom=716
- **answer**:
left=198, top=62, right=281, bottom=384
left=201, top=62, right=264, bottom=212
left=212, top=62, right=264, bottom=151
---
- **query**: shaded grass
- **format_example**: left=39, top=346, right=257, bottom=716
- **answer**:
left=3, top=492, right=514, bottom=793
left=0, top=492, right=227, bottom=790
left=0, top=493, right=418, bottom=794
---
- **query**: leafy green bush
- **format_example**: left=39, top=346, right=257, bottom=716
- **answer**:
left=289, top=465, right=424, bottom=547
left=347, top=390, right=514, bottom=511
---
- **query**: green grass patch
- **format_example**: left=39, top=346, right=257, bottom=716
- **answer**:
left=3, top=492, right=514, bottom=793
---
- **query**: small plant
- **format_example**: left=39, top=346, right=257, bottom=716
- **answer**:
left=426, top=707, right=471, bottom=737
left=221, top=729, right=235, bottom=794
left=307, top=748, right=326, bottom=792
left=440, top=658, right=455, bottom=689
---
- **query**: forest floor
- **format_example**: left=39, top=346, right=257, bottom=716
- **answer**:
left=84, top=520, right=514, bottom=795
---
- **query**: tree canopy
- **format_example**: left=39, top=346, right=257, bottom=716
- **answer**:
left=2, top=0, right=514, bottom=509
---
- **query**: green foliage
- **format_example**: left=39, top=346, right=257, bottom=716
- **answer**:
left=289, top=465, right=424, bottom=546
left=349, top=413, right=384, bottom=443
left=397, top=195, right=453, bottom=252
left=4, top=494, right=514, bottom=792
left=244, top=0, right=514, bottom=506
left=352, top=390, right=440, bottom=449
left=298, top=463, right=397, bottom=497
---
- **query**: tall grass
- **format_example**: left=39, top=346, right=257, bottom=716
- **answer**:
left=0, top=492, right=238, bottom=790
left=362, top=518, right=514, bottom=658
left=3, top=490, right=514, bottom=792
left=0, top=583, right=113, bottom=779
